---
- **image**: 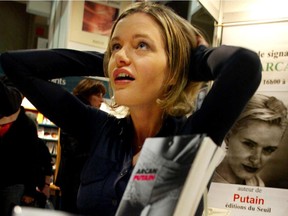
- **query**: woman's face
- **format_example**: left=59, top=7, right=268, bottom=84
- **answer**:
left=88, top=93, right=104, bottom=109
left=108, top=12, right=168, bottom=109
left=226, top=120, right=283, bottom=183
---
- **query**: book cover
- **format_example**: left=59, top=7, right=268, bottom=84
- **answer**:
left=208, top=124, right=288, bottom=216
left=115, top=134, right=224, bottom=216
left=207, top=90, right=288, bottom=216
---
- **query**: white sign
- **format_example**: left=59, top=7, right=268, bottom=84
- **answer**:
left=208, top=183, right=288, bottom=216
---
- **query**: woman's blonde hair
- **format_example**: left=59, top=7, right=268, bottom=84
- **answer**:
left=104, top=2, right=205, bottom=116
left=226, top=94, right=288, bottom=142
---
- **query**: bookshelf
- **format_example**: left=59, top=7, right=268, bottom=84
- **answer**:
left=23, top=101, right=62, bottom=209
left=37, top=112, right=60, bottom=171
left=22, top=97, right=60, bottom=185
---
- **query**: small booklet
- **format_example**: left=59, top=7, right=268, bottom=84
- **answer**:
left=115, top=134, right=224, bottom=216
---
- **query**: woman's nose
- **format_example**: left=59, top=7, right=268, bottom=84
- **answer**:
left=115, top=48, right=131, bottom=67
left=249, top=150, right=262, bottom=166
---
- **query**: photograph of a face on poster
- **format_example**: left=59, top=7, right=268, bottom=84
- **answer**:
left=82, top=1, right=119, bottom=36
left=211, top=92, right=288, bottom=189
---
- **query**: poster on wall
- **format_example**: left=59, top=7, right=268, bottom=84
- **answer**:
left=221, top=22, right=288, bottom=101
left=207, top=21, right=288, bottom=215
left=70, top=1, right=130, bottom=50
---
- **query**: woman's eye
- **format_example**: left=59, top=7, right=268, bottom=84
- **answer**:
left=242, top=141, right=255, bottom=148
left=263, top=146, right=277, bottom=155
left=111, top=43, right=121, bottom=51
left=138, top=42, right=148, bottom=50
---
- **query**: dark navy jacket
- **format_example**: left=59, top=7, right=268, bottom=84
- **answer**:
left=0, top=45, right=262, bottom=215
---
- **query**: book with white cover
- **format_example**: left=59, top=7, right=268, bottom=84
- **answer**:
left=115, top=134, right=224, bottom=216
left=207, top=124, right=288, bottom=216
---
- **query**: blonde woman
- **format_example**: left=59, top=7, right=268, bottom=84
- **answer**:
left=1, top=2, right=261, bottom=215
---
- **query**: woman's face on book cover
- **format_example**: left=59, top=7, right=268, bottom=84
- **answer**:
left=225, top=120, right=283, bottom=182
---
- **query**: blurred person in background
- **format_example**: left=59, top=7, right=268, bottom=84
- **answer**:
left=56, top=78, right=106, bottom=214
left=0, top=75, right=52, bottom=215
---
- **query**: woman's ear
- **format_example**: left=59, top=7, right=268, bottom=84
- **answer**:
left=224, top=134, right=230, bottom=148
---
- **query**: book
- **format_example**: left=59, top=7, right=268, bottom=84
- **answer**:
left=115, top=134, right=224, bottom=216
left=207, top=121, right=288, bottom=216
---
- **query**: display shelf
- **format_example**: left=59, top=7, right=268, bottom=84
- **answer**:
left=24, top=104, right=60, bottom=187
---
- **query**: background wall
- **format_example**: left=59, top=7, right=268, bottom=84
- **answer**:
left=0, top=1, right=32, bottom=51
left=0, top=1, right=49, bottom=52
